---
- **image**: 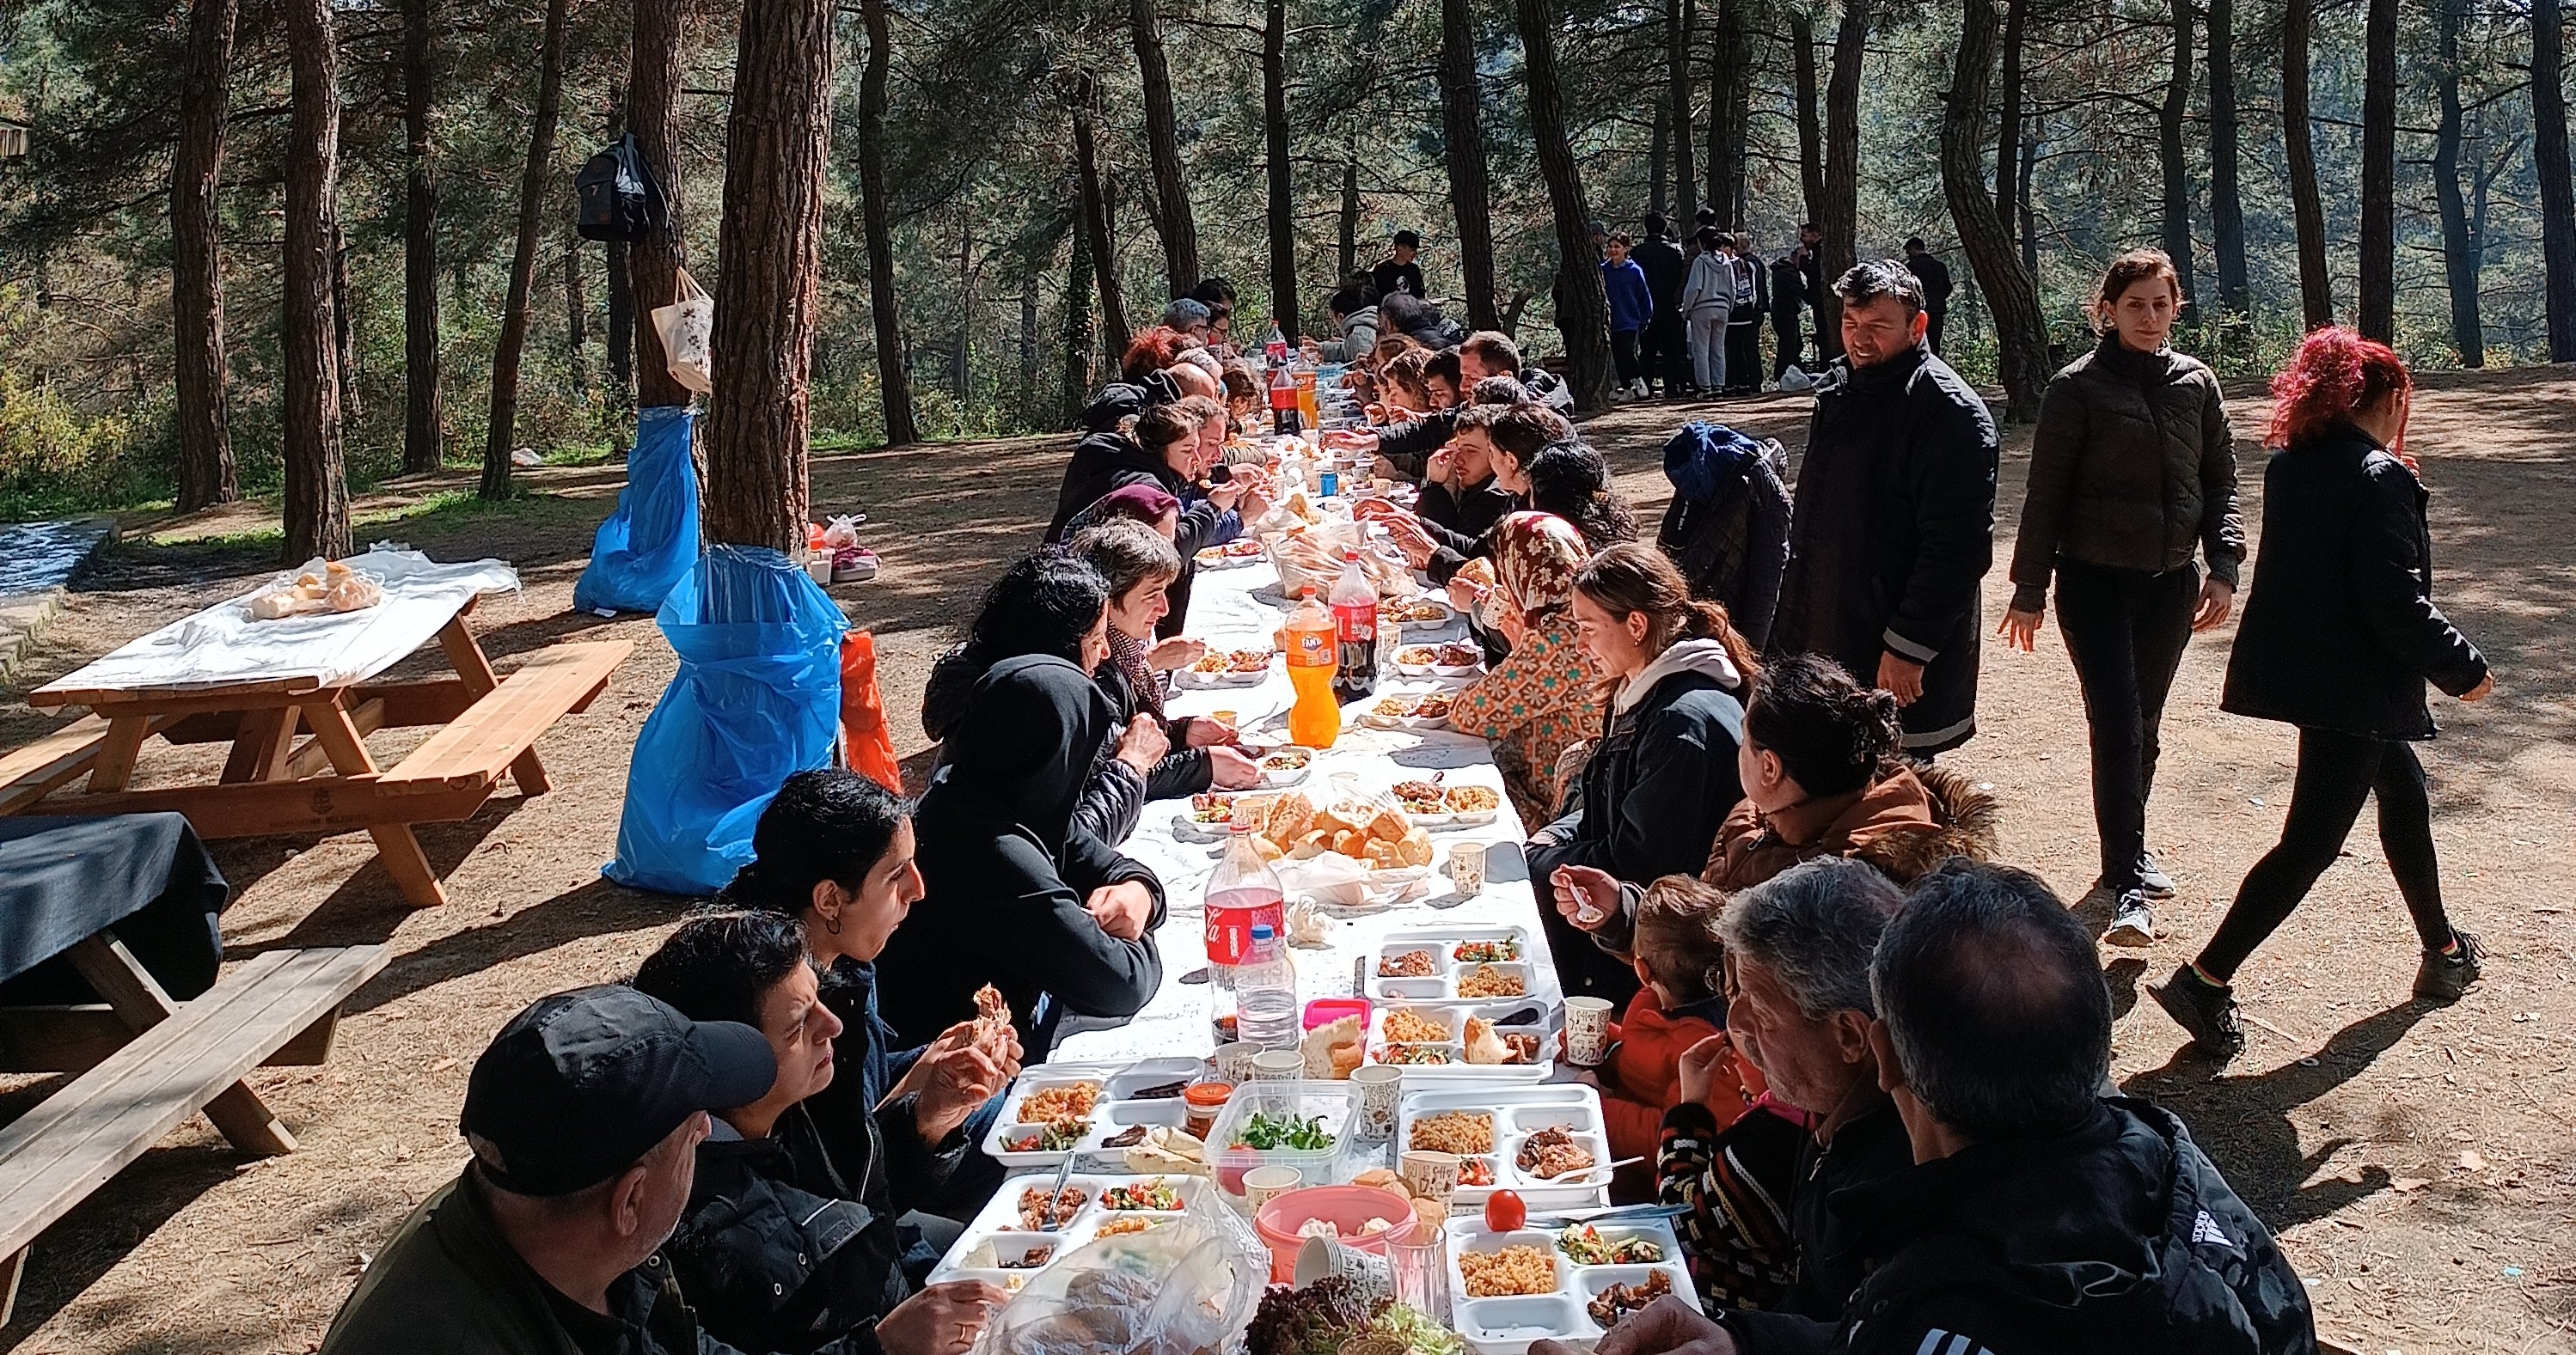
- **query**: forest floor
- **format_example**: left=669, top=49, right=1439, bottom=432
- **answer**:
left=0, top=363, right=2568, bottom=1354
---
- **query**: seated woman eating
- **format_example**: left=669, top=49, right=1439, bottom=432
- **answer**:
left=636, top=910, right=1006, bottom=1355
left=876, top=653, right=1168, bottom=1060
left=1047, top=396, right=1264, bottom=638
left=718, top=767, right=1024, bottom=1222
left=1447, top=512, right=1601, bottom=827
left=1531, top=542, right=1753, bottom=1003
left=1070, top=520, right=1262, bottom=803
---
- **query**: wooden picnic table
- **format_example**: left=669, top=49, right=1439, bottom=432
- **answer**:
left=0, top=552, right=632, bottom=908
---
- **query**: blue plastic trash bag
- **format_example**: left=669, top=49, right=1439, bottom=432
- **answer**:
left=605, top=545, right=847, bottom=895
left=573, top=405, right=701, bottom=614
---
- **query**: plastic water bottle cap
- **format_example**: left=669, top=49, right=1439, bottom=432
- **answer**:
left=1251, top=924, right=1276, bottom=941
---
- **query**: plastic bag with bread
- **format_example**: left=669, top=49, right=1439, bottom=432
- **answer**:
left=246, top=559, right=382, bottom=620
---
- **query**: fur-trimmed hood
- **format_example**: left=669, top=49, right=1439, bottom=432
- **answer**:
left=1705, top=760, right=2001, bottom=890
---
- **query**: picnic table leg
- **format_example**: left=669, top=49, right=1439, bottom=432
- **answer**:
left=300, top=699, right=450, bottom=910
left=84, top=716, right=153, bottom=794
left=65, top=935, right=297, bottom=1156
left=219, top=707, right=302, bottom=784
left=436, top=613, right=554, bottom=797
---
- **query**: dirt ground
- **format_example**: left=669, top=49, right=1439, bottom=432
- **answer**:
left=0, top=364, right=2567, bottom=1354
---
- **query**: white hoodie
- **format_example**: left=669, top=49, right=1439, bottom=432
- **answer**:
left=1612, top=636, right=1744, bottom=715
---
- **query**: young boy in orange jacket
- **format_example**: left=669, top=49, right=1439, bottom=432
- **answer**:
left=1577, top=876, right=1762, bottom=1200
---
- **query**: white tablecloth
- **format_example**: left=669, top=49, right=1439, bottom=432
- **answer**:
left=1054, top=556, right=1564, bottom=1064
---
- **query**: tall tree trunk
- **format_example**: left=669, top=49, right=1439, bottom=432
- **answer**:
left=2207, top=0, right=2249, bottom=324
left=401, top=0, right=440, bottom=473
left=2282, top=0, right=2334, bottom=328
left=1131, top=0, right=1199, bottom=293
left=1072, top=75, right=1131, bottom=355
left=2017, top=131, right=2039, bottom=275
left=628, top=0, right=691, bottom=408
left=1994, top=0, right=2025, bottom=235
left=171, top=0, right=238, bottom=510
left=1338, top=156, right=1360, bottom=282
left=565, top=235, right=589, bottom=391
left=1020, top=284, right=1040, bottom=394
left=704, top=0, right=833, bottom=550
left=1263, top=0, right=1297, bottom=331
left=480, top=0, right=571, bottom=500
left=1816, top=0, right=1870, bottom=358
left=332, top=220, right=361, bottom=424
left=1440, top=0, right=1501, bottom=329
left=1649, top=95, right=1669, bottom=217
left=953, top=218, right=972, bottom=400
left=859, top=0, right=919, bottom=443
left=1790, top=14, right=1824, bottom=226
left=1667, top=0, right=1696, bottom=227
left=2536, top=0, right=2576, bottom=358
left=607, top=237, right=633, bottom=393
left=2356, top=0, right=2396, bottom=341
left=2157, top=0, right=2197, bottom=317
left=1711, top=0, right=1750, bottom=221
left=2431, top=0, right=2482, bottom=364
left=1512, top=0, right=1613, bottom=409
left=1063, top=202, right=1097, bottom=421
left=1941, top=0, right=2049, bottom=420
left=281, top=0, right=348, bottom=561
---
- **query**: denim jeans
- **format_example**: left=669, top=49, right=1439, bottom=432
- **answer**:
left=2053, top=558, right=2198, bottom=891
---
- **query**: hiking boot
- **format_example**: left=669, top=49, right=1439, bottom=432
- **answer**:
left=2413, top=931, right=2486, bottom=1003
left=2149, top=965, right=2244, bottom=1058
left=2136, top=851, right=2176, bottom=900
left=2104, top=891, right=2157, bottom=948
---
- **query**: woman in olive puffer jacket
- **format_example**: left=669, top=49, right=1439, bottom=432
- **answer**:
left=1999, top=249, right=2244, bottom=945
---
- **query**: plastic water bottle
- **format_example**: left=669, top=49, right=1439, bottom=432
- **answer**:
left=1265, top=320, right=1290, bottom=367
left=1234, top=923, right=1300, bottom=1052
left=1331, top=549, right=1380, bottom=703
left=1206, top=824, right=1288, bottom=1046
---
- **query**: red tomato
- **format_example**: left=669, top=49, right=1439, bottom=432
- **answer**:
left=1484, top=1189, right=1527, bottom=1234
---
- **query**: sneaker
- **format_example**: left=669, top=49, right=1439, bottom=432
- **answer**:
left=2413, top=931, right=2485, bottom=1002
left=2148, top=965, right=2244, bottom=1058
left=1632, top=379, right=1652, bottom=399
left=2136, top=851, right=2176, bottom=900
left=2104, top=891, right=2156, bottom=947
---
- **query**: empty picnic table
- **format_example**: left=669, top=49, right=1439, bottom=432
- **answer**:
left=0, top=549, right=632, bottom=908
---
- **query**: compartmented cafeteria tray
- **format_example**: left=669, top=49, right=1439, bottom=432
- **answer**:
left=1398, top=1084, right=1611, bottom=1212
left=927, top=1170, right=1219, bottom=1292
left=1446, top=1214, right=1699, bottom=1354
left=1364, top=999, right=1557, bottom=1081
left=978, top=1057, right=1208, bottom=1169
left=1368, top=925, right=1560, bottom=1007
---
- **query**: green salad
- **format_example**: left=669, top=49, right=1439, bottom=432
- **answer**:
left=1233, top=1110, right=1335, bottom=1151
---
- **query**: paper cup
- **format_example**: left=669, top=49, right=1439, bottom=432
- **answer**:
left=1243, top=1164, right=1303, bottom=1210
left=1250, top=1049, right=1305, bottom=1083
left=1445, top=842, right=1486, bottom=897
left=1351, top=1064, right=1404, bottom=1141
left=1563, top=996, right=1615, bottom=1067
left=1399, top=1151, right=1461, bottom=1207
left=1295, top=1235, right=1394, bottom=1306
left=1214, top=1041, right=1260, bottom=1083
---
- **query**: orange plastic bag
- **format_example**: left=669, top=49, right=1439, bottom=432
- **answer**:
left=839, top=630, right=903, bottom=793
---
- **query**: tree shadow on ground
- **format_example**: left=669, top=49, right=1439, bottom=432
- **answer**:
left=2121, top=1000, right=2433, bottom=1234
left=209, top=801, right=517, bottom=932
left=0, top=1144, right=238, bottom=1352
left=337, top=876, right=679, bottom=1016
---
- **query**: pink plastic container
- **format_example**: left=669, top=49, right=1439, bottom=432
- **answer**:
left=1303, top=997, right=1371, bottom=1031
left=1251, top=1184, right=1416, bottom=1282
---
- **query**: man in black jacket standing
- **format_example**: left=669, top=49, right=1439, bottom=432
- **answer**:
left=1905, top=238, right=1955, bottom=354
left=1768, top=262, right=1996, bottom=755
left=1635, top=214, right=1691, bottom=398
left=1557, top=863, right=2316, bottom=1355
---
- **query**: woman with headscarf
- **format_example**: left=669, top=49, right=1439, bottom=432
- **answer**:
left=1448, top=513, right=1604, bottom=826
left=875, top=655, right=1169, bottom=1060
left=1058, top=482, right=1182, bottom=542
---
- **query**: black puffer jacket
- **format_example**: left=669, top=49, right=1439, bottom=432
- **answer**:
left=1043, top=430, right=1239, bottom=637
left=1725, top=1099, right=2316, bottom=1355
left=1074, top=371, right=1183, bottom=434
left=2222, top=423, right=2487, bottom=741
left=2008, top=337, right=2243, bottom=613
left=1770, top=346, right=1997, bottom=755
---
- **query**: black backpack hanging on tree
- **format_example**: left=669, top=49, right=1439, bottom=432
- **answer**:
left=574, top=133, right=671, bottom=244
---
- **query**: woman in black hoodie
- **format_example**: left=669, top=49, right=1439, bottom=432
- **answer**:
left=1046, top=397, right=1250, bottom=637
left=2149, top=329, right=2493, bottom=1060
left=876, top=655, right=1169, bottom=1059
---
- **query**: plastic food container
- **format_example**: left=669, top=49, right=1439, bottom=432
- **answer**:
left=1303, top=997, right=1372, bottom=1030
left=1207, top=1079, right=1360, bottom=1201
left=1251, top=1184, right=1416, bottom=1282
left=1183, top=1082, right=1234, bottom=1140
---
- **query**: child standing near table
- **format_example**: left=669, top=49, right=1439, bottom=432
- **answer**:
left=1582, top=876, right=1758, bottom=1200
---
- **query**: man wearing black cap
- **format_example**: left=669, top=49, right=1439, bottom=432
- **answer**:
left=321, top=985, right=779, bottom=1355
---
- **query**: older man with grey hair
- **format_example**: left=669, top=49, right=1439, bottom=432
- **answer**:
left=1647, top=858, right=1917, bottom=1343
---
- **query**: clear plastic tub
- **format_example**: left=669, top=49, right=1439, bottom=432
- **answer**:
left=1206, top=1079, right=1359, bottom=1201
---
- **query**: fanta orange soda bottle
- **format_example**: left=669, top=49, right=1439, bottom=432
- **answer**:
left=1284, top=586, right=1342, bottom=748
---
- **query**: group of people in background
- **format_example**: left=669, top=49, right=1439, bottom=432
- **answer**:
left=321, top=222, right=2495, bottom=1355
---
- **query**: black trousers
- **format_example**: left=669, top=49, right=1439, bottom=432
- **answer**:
left=1643, top=313, right=1688, bottom=392
left=1611, top=329, right=1642, bottom=384
left=1771, top=310, right=1804, bottom=380
left=2195, top=728, right=2456, bottom=981
left=2054, top=559, right=2197, bottom=892
left=1926, top=303, right=1949, bottom=354
left=1726, top=316, right=1761, bottom=391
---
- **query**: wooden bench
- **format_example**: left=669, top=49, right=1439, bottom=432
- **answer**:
left=377, top=639, right=630, bottom=800
left=0, top=940, right=387, bottom=1322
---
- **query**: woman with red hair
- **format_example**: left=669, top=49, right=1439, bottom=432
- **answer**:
left=2151, top=328, right=2493, bottom=1059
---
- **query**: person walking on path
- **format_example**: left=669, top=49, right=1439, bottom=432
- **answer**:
left=1903, top=238, right=1954, bottom=354
left=1678, top=229, right=1736, bottom=397
left=1635, top=214, right=1690, bottom=398
left=2151, top=328, right=2494, bottom=1059
left=1768, top=261, right=1997, bottom=756
left=1603, top=232, right=1655, bottom=400
left=1999, top=249, right=2243, bottom=947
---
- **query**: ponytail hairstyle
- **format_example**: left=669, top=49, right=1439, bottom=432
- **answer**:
left=2086, top=248, right=2183, bottom=334
left=1526, top=442, right=1640, bottom=551
left=1632, top=875, right=1729, bottom=1004
left=1572, top=542, right=1759, bottom=678
left=2266, top=326, right=2410, bottom=449
left=1741, top=652, right=1902, bottom=798
left=713, top=768, right=912, bottom=921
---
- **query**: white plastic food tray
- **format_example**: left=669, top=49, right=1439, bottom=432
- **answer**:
left=1447, top=1214, right=1699, bottom=1354
left=978, top=1057, right=1206, bottom=1169
left=927, top=1170, right=1217, bottom=1293
left=1398, top=1083, right=1612, bottom=1212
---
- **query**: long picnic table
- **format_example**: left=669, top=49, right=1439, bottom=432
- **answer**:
left=0, top=549, right=632, bottom=908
